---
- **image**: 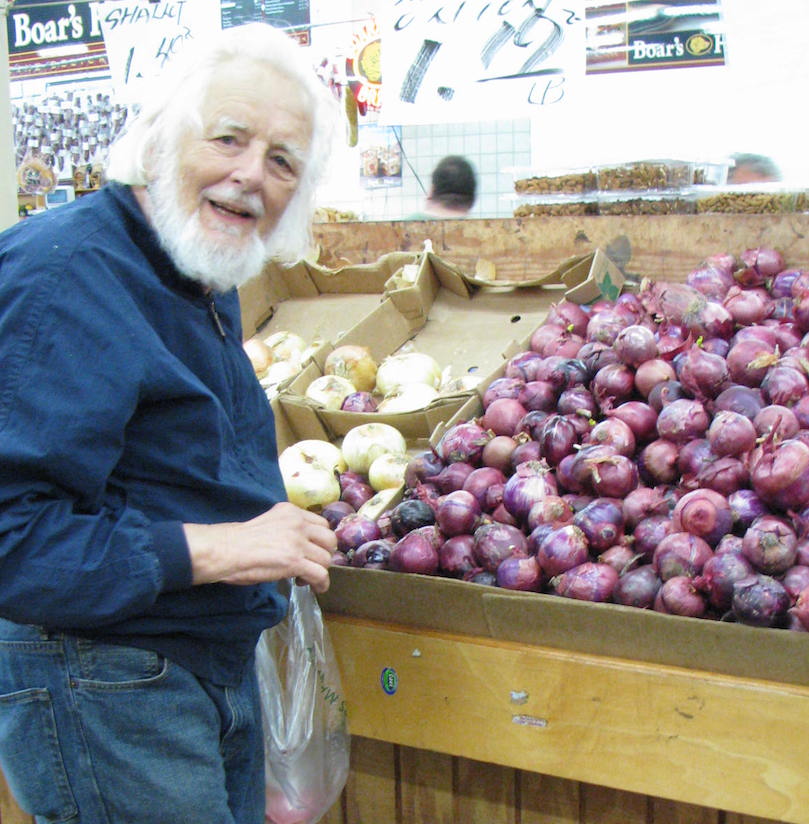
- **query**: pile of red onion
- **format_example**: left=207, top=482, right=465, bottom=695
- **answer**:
left=331, top=246, right=809, bottom=632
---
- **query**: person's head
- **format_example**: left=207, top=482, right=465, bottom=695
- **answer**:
left=106, top=23, right=338, bottom=292
left=727, top=153, right=781, bottom=185
left=427, top=155, right=477, bottom=215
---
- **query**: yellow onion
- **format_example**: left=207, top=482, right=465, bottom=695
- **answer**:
left=375, top=352, right=442, bottom=395
left=377, top=384, right=439, bottom=413
left=341, top=422, right=407, bottom=474
left=264, top=331, right=308, bottom=363
left=243, top=338, right=273, bottom=377
left=281, top=463, right=341, bottom=510
left=324, top=344, right=378, bottom=392
left=305, top=375, right=356, bottom=410
left=279, top=439, right=346, bottom=476
left=260, top=360, right=301, bottom=389
left=368, top=452, right=410, bottom=491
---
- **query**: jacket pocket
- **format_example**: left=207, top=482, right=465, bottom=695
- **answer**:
left=0, top=687, right=78, bottom=821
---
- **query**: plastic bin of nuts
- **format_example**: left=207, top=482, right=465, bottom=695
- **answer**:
left=596, top=159, right=697, bottom=192
left=597, top=190, right=697, bottom=215
left=513, top=193, right=599, bottom=217
left=513, top=166, right=598, bottom=195
left=695, top=184, right=806, bottom=215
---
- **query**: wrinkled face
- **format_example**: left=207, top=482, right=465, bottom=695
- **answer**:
left=148, top=58, right=314, bottom=291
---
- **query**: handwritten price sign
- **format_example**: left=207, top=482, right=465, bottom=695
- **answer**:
left=382, top=0, right=583, bottom=125
left=91, top=0, right=220, bottom=103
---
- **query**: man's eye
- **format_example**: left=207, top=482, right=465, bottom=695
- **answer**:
left=271, top=154, right=291, bottom=169
left=216, top=135, right=237, bottom=146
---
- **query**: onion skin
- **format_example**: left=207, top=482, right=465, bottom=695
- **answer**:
left=496, top=553, right=543, bottom=591
left=537, top=525, right=590, bottom=577
left=672, top=488, right=733, bottom=547
left=694, top=552, right=754, bottom=611
left=652, top=532, right=713, bottom=581
left=472, top=522, right=527, bottom=572
left=741, top=515, right=798, bottom=575
left=731, top=574, right=790, bottom=627
left=551, top=562, right=619, bottom=602
left=750, top=437, right=809, bottom=511
left=654, top=576, right=706, bottom=618
left=435, top=490, right=482, bottom=538
left=390, top=529, right=440, bottom=575
left=707, top=410, right=757, bottom=457
left=436, top=422, right=492, bottom=465
left=657, top=399, right=709, bottom=443
left=439, top=534, right=477, bottom=578
left=612, top=565, right=661, bottom=609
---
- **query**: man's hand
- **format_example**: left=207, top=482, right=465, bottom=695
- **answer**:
left=184, top=502, right=337, bottom=593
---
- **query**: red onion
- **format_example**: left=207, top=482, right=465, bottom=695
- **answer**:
left=713, top=385, right=766, bottom=420
left=518, top=381, right=557, bottom=413
left=351, top=539, right=394, bottom=569
left=438, top=534, right=477, bottom=578
left=526, top=495, right=573, bottom=531
left=341, top=481, right=374, bottom=511
left=706, top=410, right=757, bottom=457
left=544, top=300, right=590, bottom=337
left=654, top=576, right=706, bottom=617
left=726, top=337, right=777, bottom=387
left=510, top=439, right=543, bottom=470
left=529, top=323, right=568, bottom=355
left=586, top=453, right=639, bottom=499
left=672, top=488, right=733, bottom=547
left=761, top=365, right=809, bottom=407
left=390, top=528, right=440, bottom=575
left=432, top=461, right=475, bottom=494
left=694, top=552, right=754, bottom=612
left=496, top=552, right=543, bottom=591
left=573, top=498, right=624, bottom=552
left=586, top=310, right=626, bottom=345
left=606, top=401, right=658, bottom=443
left=331, top=551, right=350, bottom=566
left=536, top=524, right=589, bottom=577
left=637, top=439, right=680, bottom=485
left=632, top=515, right=674, bottom=562
left=335, top=513, right=382, bottom=552
left=794, top=396, right=809, bottom=429
left=781, top=565, right=809, bottom=603
left=598, top=545, right=639, bottom=575
left=481, top=435, right=517, bottom=474
left=390, top=499, right=436, bottom=538
left=731, top=574, right=790, bottom=627
left=472, top=522, right=527, bottom=572
left=647, top=380, right=690, bottom=413
left=502, top=459, right=557, bottom=523
left=753, top=404, right=800, bottom=440
left=770, top=269, right=806, bottom=299
left=321, top=500, right=355, bottom=530
left=741, top=515, right=798, bottom=575
left=462, top=467, right=507, bottom=509
left=633, top=358, right=676, bottom=398
left=551, top=562, right=619, bottom=602
left=505, top=350, right=543, bottom=382
left=578, top=341, right=619, bottom=374
left=404, top=451, right=445, bottom=489
left=676, top=438, right=712, bottom=480
left=436, top=422, right=492, bottom=465
left=557, top=386, right=596, bottom=419
left=483, top=377, right=525, bottom=408
left=696, top=456, right=748, bottom=497
left=656, top=398, right=709, bottom=444
left=686, top=260, right=735, bottom=299
left=723, top=285, right=773, bottom=326
left=622, top=486, right=671, bottom=528
left=483, top=483, right=505, bottom=513
left=701, top=337, right=730, bottom=358
left=677, top=346, right=730, bottom=400
left=750, top=436, right=809, bottom=511
left=482, top=397, right=528, bottom=437
left=515, top=410, right=550, bottom=441
left=340, top=391, right=378, bottom=412
left=542, top=330, right=584, bottom=359
left=728, top=489, right=768, bottom=531
left=737, top=246, right=785, bottom=284
left=714, top=533, right=743, bottom=557
left=612, top=564, right=662, bottom=609
left=613, top=325, right=658, bottom=367
left=537, top=414, right=579, bottom=467
left=586, top=418, right=635, bottom=457
left=535, top=357, right=589, bottom=391
left=640, top=280, right=706, bottom=330
left=652, top=532, right=713, bottom=581
left=435, top=490, right=481, bottom=538
left=491, top=503, right=519, bottom=526
left=592, top=363, right=636, bottom=408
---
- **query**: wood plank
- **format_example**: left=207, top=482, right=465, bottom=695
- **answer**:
left=326, top=616, right=809, bottom=824
left=343, top=737, right=398, bottom=823
left=454, top=756, right=516, bottom=824
left=651, top=797, right=719, bottom=824
left=313, top=214, right=809, bottom=284
left=398, top=745, right=454, bottom=824
left=580, top=783, right=648, bottom=824
left=518, top=772, right=580, bottom=824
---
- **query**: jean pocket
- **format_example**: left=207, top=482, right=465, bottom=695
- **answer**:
left=0, top=687, right=78, bottom=821
left=74, top=641, right=168, bottom=690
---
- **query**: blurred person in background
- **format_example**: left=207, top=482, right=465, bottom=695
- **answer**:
left=0, top=22, right=339, bottom=824
left=410, top=154, right=477, bottom=219
left=727, top=152, right=781, bottom=184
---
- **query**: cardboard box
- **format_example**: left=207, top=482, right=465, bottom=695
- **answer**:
left=273, top=251, right=565, bottom=449
left=319, top=566, right=809, bottom=687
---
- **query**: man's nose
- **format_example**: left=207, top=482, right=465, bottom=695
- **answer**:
left=229, top=144, right=265, bottom=189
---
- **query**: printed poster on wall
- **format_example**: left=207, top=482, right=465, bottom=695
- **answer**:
left=380, top=0, right=585, bottom=126
left=585, top=0, right=725, bottom=74
left=221, top=0, right=311, bottom=45
left=358, top=125, right=402, bottom=189
left=92, top=0, right=221, bottom=103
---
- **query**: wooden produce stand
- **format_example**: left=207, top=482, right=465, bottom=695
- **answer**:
left=311, top=213, right=809, bottom=824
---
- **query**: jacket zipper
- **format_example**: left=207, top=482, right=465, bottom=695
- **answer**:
left=206, top=294, right=226, bottom=339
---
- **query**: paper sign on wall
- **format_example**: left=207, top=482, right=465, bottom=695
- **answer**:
left=91, top=0, right=220, bottom=103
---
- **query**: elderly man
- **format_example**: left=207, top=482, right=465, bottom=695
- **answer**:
left=0, top=23, right=338, bottom=824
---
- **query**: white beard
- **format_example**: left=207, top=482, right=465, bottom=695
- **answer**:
left=147, top=164, right=270, bottom=293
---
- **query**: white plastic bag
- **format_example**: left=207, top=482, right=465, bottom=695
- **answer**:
left=255, top=582, right=350, bottom=824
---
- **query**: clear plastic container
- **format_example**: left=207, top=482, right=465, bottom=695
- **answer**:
left=694, top=184, right=802, bottom=215
left=596, top=159, right=696, bottom=192
left=597, top=190, right=697, bottom=215
left=513, top=166, right=597, bottom=195
left=512, top=192, right=599, bottom=217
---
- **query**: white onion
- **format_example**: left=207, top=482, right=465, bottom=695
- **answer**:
left=377, top=383, right=439, bottom=413
left=281, top=463, right=340, bottom=510
left=243, top=338, right=273, bottom=376
left=440, top=374, right=483, bottom=394
left=368, top=452, right=410, bottom=491
left=264, top=331, right=308, bottom=363
left=279, top=439, right=346, bottom=476
left=260, top=360, right=300, bottom=389
left=324, top=344, right=378, bottom=392
left=341, top=422, right=407, bottom=474
left=375, top=352, right=442, bottom=395
left=305, top=375, right=356, bottom=410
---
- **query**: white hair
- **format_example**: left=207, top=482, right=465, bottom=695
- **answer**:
left=106, top=23, right=339, bottom=264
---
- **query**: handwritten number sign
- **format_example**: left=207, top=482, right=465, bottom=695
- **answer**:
left=383, top=0, right=583, bottom=125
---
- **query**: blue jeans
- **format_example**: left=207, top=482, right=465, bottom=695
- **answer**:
left=0, top=619, right=264, bottom=823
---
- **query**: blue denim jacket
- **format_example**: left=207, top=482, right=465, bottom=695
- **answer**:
left=0, top=183, right=287, bottom=686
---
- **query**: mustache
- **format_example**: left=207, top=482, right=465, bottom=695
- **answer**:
left=203, top=185, right=265, bottom=218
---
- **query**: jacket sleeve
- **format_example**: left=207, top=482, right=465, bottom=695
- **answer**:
left=0, top=252, right=193, bottom=629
